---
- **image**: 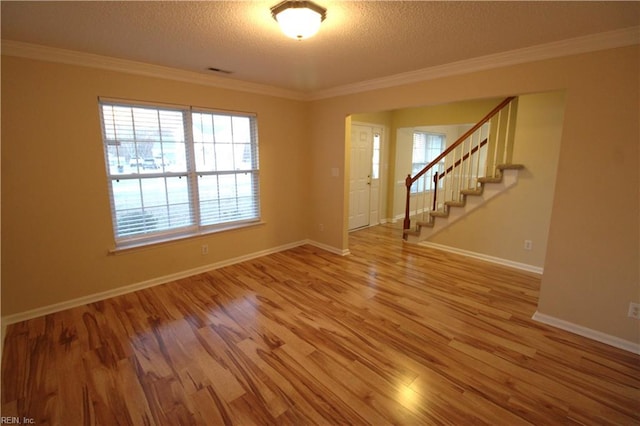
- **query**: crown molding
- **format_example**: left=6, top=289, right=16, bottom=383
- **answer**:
left=309, top=26, right=640, bottom=100
left=2, top=26, right=638, bottom=102
left=1, top=40, right=307, bottom=101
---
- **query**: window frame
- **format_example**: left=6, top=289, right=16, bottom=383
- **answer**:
left=372, top=132, right=381, bottom=180
left=99, top=98, right=261, bottom=250
left=411, top=131, right=445, bottom=194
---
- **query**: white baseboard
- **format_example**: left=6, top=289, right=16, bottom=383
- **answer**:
left=305, top=239, right=350, bottom=256
left=2, top=239, right=345, bottom=330
left=418, top=241, right=543, bottom=275
left=532, top=311, right=640, bottom=355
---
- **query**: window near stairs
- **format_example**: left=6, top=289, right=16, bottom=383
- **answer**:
left=99, top=99, right=260, bottom=249
left=411, top=132, right=445, bottom=193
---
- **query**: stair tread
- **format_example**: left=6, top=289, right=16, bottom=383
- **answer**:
left=430, top=211, right=449, bottom=218
left=477, top=176, right=502, bottom=183
left=497, top=163, right=525, bottom=170
left=416, top=220, right=434, bottom=228
left=445, top=200, right=465, bottom=207
left=461, top=188, right=483, bottom=195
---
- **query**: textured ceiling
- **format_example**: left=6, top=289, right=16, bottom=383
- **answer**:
left=2, top=1, right=639, bottom=93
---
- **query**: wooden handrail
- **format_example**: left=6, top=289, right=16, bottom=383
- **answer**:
left=438, top=138, right=488, bottom=181
left=407, top=96, right=515, bottom=186
left=404, top=96, right=515, bottom=231
left=431, top=138, right=487, bottom=212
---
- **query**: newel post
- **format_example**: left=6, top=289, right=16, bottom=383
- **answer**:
left=432, top=172, right=439, bottom=211
left=404, top=174, right=412, bottom=230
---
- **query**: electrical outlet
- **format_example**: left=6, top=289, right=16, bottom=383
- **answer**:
left=319, top=223, right=324, bottom=232
left=524, top=240, right=533, bottom=251
left=628, top=302, right=640, bottom=319
left=201, top=244, right=208, bottom=255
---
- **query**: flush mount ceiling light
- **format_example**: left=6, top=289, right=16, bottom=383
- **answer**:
left=270, top=0, right=327, bottom=40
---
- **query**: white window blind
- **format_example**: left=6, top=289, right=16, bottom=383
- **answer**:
left=411, top=132, right=445, bottom=193
left=99, top=99, right=260, bottom=247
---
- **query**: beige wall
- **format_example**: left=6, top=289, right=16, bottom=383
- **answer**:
left=390, top=98, right=502, bottom=129
left=350, top=111, right=392, bottom=128
left=308, top=46, right=639, bottom=344
left=2, top=45, right=639, bottom=345
left=537, top=53, right=640, bottom=341
left=1, top=56, right=310, bottom=316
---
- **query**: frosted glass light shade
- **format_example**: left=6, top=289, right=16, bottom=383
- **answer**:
left=271, top=1, right=326, bottom=40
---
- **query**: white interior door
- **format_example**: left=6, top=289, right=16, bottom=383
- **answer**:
left=349, top=125, right=373, bottom=230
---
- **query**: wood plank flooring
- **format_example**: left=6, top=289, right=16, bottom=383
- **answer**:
left=2, top=224, right=639, bottom=425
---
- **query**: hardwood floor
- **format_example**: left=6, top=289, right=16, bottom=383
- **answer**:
left=2, top=224, right=639, bottom=425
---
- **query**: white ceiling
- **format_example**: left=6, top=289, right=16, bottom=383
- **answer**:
left=2, top=1, right=639, bottom=95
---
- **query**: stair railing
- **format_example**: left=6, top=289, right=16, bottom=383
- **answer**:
left=431, top=137, right=488, bottom=212
left=403, top=96, right=517, bottom=232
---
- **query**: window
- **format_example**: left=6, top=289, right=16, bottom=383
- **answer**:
left=411, top=132, right=445, bottom=193
left=372, top=132, right=381, bottom=180
left=99, top=99, right=260, bottom=248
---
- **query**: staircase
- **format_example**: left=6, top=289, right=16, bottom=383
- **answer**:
left=403, top=97, right=523, bottom=242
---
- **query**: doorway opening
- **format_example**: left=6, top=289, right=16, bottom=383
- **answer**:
left=348, top=123, right=384, bottom=230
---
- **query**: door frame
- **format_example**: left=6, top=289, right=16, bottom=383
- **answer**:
left=348, top=122, right=387, bottom=231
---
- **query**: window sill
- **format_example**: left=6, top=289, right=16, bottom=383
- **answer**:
left=108, top=220, right=266, bottom=255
